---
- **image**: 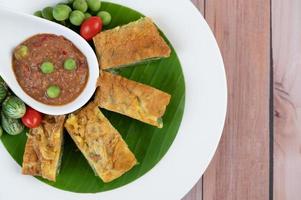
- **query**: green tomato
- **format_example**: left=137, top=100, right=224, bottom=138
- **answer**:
left=40, top=62, right=55, bottom=74
left=14, top=45, right=29, bottom=60
left=97, top=11, right=111, bottom=25
left=34, top=11, right=43, bottom=18
left=42, top=7, right=54, bottom=20
left=46, top=85, right=61, bottom=98
left=69, top=10, right=85, bottom=26
left=64, top=58, right=77, bottom=71
left=73, top=0, right=88, bottom=12
left=53, top=4, right=72, bottom=21
left=87, top=0, right=101, bottom=12
left=84, top=12, right=92, bottom=19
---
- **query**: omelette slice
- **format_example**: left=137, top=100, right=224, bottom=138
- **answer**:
left=22, top=115, right=65, bottom=182
left=94, top=71, right=171, bottom=128
left=22, top=137, right=41, bottom=177
left=64, top=102, right=137, bottom=183
left=93, top=17, right=171, bottom=69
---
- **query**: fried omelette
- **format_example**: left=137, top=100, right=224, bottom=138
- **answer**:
left=22, top=115, right=65, bottom=182
left=95, top=71, right=171, bottom=128
left=93, top=17, right=171, bottom=69
left=64, top=102, right=137, bottom=183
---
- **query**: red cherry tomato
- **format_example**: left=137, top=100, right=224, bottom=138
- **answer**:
left=80, top=16, right=103, bottom=41
left=21, top=107, right=43, bottom=128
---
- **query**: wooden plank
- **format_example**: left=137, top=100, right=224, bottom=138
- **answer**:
left=182, top=180, right=203, bottom=200
left=273, top=0, right=301, bottom=200
left=182, top=1, right=204, bottom=199
left=191, top=0, right=205, bottom=15
left=202, top=0, right=271, bottom=200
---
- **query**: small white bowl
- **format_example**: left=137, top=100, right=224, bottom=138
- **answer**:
left=0, top=8, right=99, bottom=115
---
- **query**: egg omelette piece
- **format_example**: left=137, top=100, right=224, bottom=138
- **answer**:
left=22, top=137, right=41, bottom=177
left=22, top=115, right=65, bottom=182
left=93, top=17, right=171, bottom=69
left=94, top=71, right=171, bottom=128
left=64, top=102, right=137, bottom=183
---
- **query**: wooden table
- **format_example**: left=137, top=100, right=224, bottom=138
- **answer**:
left=183, top=0, right=301, bottom=199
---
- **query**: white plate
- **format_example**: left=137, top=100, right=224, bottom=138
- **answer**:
left=0, top=0, right=227, bottom=200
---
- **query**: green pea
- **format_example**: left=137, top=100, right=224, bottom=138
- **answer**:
left=64, top=58, right=77, bottom=71
left=14, top=45, right=29, bottom=60
left=53, top=4, right=72, bottom=21
left=40, top=62, right=55, bottom=74
left=73, top=0, right=88, bottom=12
left=87, top=0, right=101, bottom=12
left=97, top=11, right=111, bottom=25
left=84, top=12, right=92, bottom=19
left=42, top=7, right=54, bottom=21
left=34, top=11, right=43, bottom=18
left=69, top=10, right=85, bottom=26
left=46, top=85, right=61, bottom=98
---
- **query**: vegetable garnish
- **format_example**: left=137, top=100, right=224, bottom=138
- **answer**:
left=21, top=107, right=42, bottom=128
left=87, top=0, right=101, bottom=12
left=40, top=61, right=55, bottom=74
left=53, top=4, right=72, bottom=21
left=73, top=0, right=88, bottom=13
left=64, top=58, right=77, bottom=71
left=14, top=45, right=29, bottom=60
left=70, top=10, right=85, bottom=26
left=46, top=85, right=61, bottom=99
left=42, top=7, right=54, bottom=21
left=80, top=16, right=102, bottom=40
left=97, top=11, right=111, bottom=26
left=1, top=112, right=24, bottom=136
left=2, top=96, right=26, bottom=119
left=36, top=0, right=111, bottom=29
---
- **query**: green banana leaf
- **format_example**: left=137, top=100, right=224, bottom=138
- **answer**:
left=0, top=2, right=185, bottom=193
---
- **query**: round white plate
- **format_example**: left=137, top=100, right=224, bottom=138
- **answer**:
left=0, top=0, right=227, bottom=200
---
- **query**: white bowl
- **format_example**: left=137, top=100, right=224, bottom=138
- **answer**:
left=0, top=8, right=99, bottom=115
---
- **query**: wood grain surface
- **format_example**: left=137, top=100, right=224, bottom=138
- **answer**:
left=183, top=0, right=271, bottom=199
left=273, top=1, right=301, bottom=200
left=185, top=0, right=301, bottom=199
left=203, top=0, right=270, bottom=199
